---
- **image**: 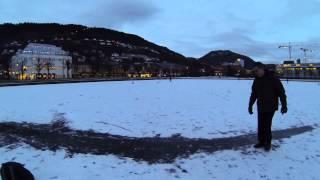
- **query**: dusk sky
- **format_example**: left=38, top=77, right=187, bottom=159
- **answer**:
left=1, top=0, right=320, bottom=63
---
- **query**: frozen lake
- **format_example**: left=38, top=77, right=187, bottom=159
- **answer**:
left=0, top=79, right=319, bottom=138
left=1, top=79, right=320, bottom=180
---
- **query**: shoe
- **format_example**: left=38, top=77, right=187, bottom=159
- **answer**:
left=264, top=143, right=272, bottom=151
left=254, top=143, right=265, bottom=148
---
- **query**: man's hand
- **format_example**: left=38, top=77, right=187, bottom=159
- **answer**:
left=281, top=106, right=288, bottom=114
left=248, top=106, right=253, bottom=115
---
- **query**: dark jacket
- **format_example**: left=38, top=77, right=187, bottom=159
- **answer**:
left=249, top=71, right=287, bottom=112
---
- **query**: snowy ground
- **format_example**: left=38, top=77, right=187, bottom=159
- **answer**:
left=1, top=79, right=320, bottom=179
left=0, top=79, right=319, bottom=138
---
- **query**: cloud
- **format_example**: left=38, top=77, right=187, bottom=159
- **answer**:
left=173, top=28, right=308, bottom=63
left=167, top=0, right=320, bottom=62
left=1, top=0, right=319, bottom=62
left=204, top=29, right=320, bottom=63
left=0, top=0, right=160, bottom=28
left=79, top=0, right=160, bottom=28
left=285, top=0, right=320, bottom=19
left=211, top=30, right=270, bottom=56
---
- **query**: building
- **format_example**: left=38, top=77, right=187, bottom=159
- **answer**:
left=110, top=53, right=160, bottom=63
left=10, top=43, right=72, bottom=80
left=219, top=59, right=245, bottom=76
left=277, top=61, right=320, bottom=79
left=222, top=58, right=245, bottom=68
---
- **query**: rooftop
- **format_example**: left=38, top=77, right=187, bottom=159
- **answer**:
left=20, top=43, right=69, bottom=56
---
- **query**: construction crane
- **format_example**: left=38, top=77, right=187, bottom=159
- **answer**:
left=279, top=42, right=293, bottom=61
left=300, top=48, right=312, bottom=63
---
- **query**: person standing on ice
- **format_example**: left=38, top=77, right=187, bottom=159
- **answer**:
left=248, top=62, right=287, bottom=151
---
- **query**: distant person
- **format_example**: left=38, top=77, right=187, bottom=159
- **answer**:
left=248, top=62, right=287, bottom=151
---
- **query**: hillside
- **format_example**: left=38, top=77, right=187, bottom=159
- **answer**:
left=0, top=23, right=193, bottom=72
left=199, top=50, right=256, bottom=69
left=0, top=23, right=257, bottom=78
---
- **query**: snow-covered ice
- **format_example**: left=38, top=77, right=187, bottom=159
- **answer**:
left=0, top=79, right=319, bottom=138
left=0, top=127, right=319, bottom=180
left=1, top=79, right=320, bottom=179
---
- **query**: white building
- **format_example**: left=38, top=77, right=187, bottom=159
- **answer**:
left=11, top=43, right=72, bottom=80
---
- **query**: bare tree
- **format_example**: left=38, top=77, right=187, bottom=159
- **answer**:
left=62, top=60, right=66, bottom=78
left=35, top=58, right=44, bottom=78
left=18, top=59, right=27, bottom=80
left=66, top=60, right=71, bottom=78
left=44, top=59, right=54, bottom=79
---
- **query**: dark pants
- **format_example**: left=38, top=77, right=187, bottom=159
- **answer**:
left=257, top=111, right=275, bottom=144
